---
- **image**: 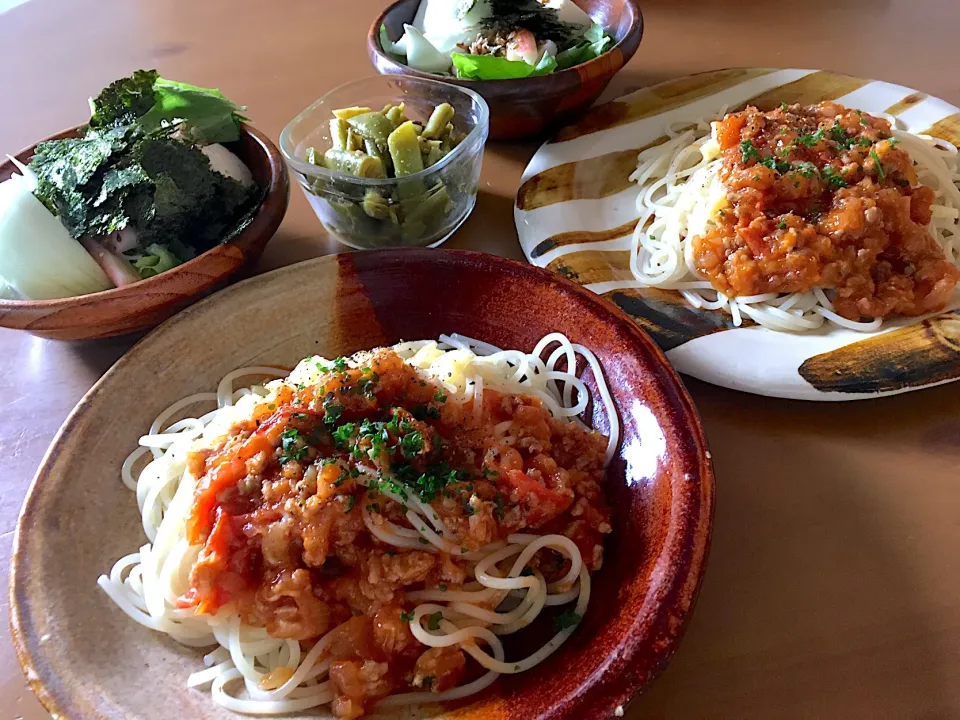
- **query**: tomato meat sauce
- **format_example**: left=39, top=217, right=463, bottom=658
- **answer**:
left=694, top=102, right=959, bottom=320
left=181, top=349, right=611, bottom=718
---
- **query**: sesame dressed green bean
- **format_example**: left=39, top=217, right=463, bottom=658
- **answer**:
left=302, top=98, right=468, bottom=247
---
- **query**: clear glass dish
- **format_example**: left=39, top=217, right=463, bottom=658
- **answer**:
left=280, top=76, right=489, bottom=249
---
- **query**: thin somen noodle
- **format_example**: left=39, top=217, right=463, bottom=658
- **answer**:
left=98, top=333, right=619, bottom=717
left=629, top=102, right=960, bottom=332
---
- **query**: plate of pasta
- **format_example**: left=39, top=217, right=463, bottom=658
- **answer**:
left=515, top=69, right=960, bottom=400
left=10, top=250, right=713, bottom=720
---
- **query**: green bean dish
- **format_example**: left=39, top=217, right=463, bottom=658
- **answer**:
left=303, top=102, right=467, bottom=247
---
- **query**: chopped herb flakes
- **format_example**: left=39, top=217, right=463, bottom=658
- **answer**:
left=797, top=128, right=824, bottom=147
left=740, top=139, right=760, bottom=163
left=870, top=150, right=886, bottom=179
left=399, top=610, right=415, bottom=623
left=426, top=612, right=443, bottom=631
left=554, top=610, right=582, bottom=632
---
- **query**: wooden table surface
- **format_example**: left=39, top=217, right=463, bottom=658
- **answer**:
left=2, top=0, right=959, bottom=718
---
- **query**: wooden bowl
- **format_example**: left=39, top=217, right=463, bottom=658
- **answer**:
left=367, top=0, right=644, bottom=140
left=11, top=249, right=714, bottom=719
left=0, top=124, right=289, bottom=341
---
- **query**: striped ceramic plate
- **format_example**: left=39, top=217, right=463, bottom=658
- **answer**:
left=514, top=68, right=960, bottom=400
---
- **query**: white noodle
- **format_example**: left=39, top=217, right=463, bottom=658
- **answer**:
left=98, top=334, right=618, bottom=715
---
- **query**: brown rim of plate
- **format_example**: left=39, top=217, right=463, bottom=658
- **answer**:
left=0, top=122, right=288, bottom=311
left=10, top=249, right=714, bottom=719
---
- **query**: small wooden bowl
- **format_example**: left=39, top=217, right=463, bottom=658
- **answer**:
left=0, top=124, right=289, bottom=341
left=368, top=0, right=644, bottom=140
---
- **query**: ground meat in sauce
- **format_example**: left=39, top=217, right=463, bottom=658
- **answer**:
left=693, top=102, right=959, bottom=320
left=180, top=348, right=611, bottom=718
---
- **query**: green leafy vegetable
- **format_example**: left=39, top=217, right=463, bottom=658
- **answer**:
left=554, top=610, right=582, bottom=632
left=797, top=128, right=824, bottom=147
left=740, top=139, right=760, bottom=163
left=139, top=78, right=248, bottom=144
left=132, top=243, right=181, bottom=278
left=870, top=150, right=886, bottom=179
left=379, top=24, right=404, bottom=57
left=820, top=166, right=849, bottom=189
left=555, top=23, right=612, bottom=70
left=426, top=612, right=443, bottom=631
left=451, top=52, right=556, bottom=80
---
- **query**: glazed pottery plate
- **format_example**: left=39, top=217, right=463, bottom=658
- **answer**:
left=514, top=68, right=960, bottom=400
left=10, top=251, right=713, bottom=720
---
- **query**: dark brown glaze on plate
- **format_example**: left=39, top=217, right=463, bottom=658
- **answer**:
left=799, top=310, right=960, bottom=394
left=10, top=250, right=713, bottom=719
left=368, top=0, right=644, bottom=140
left=0, top=123, right=289, bottom=341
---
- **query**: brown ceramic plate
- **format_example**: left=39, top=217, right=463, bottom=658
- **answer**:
left=515, top=68, right=960, bottom=400
left=0, top=123, right=289, bottom=341
left=10, top=250, right=714, bottom=719
left=368, top=0, right=643, bottom=140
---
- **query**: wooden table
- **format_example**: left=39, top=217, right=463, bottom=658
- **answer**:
left=2, top=0, right=959, bottom=717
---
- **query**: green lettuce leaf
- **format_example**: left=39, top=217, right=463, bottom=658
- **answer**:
left=138, top=78, right=248, bottom=144
left=132, top=242, right=182, bottom=278
left=556, top=23, right=613, bottom=70
left=379, top=24, right=404, bottom=56
left=452, top=52, right=557, bottom=80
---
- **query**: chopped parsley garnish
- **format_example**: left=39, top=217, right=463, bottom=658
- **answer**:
left=399, top=610, right=415, bottom=623
left=344, top=495, right=356, bottom=512
left=779, top=102, right=789, bottom=111
left=399, top=430, right=424, bottom=458
left=332, top=422, right=356, bottom=449
left=279, top=428, right=308, bottom=464
left=493, top=493, right=506, bottom=520
left=438, top=584, right=447, bottom=591
left=793, top=162, right=817, bottom=179
left=554, top=610, right=582, bottom=632
left=820, top=166, right=849, bottom=189
left=392, top=461, right=464, bottom=502
left=323, top=401, right=344, bottom=427
left=332, top=357, right=348, bottom=372
left=856, top=136, right=873, bottom=148
left=759, top=156, right=792, bottom=174
left=777, top=219, right=787, bottom=230
left=433, top=390, right=447, bottom=403
left=870, top=150, right=886, bottom=179
left=797, top=128, right=824, bottom=147
left=740, top=139, right=760, bottom=163
left=426, top=612, right=443, bottom=631
left=829, top=122, right=855, bottom=150
left=365, top=502, right=380, bottom=513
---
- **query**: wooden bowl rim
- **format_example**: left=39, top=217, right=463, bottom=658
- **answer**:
left=10, top=248, right=714, bottom=720
left=0, top=122, right=287, bottom=311
left=367, top=0, right=644, bottom=92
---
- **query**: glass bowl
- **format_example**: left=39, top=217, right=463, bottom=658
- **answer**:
left=280, top=75, right=489, bottom=249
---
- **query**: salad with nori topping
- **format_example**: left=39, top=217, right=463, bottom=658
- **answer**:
left=0, top=70, right=263, bottom=300
left=380, top=0, right=612, bottom=80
